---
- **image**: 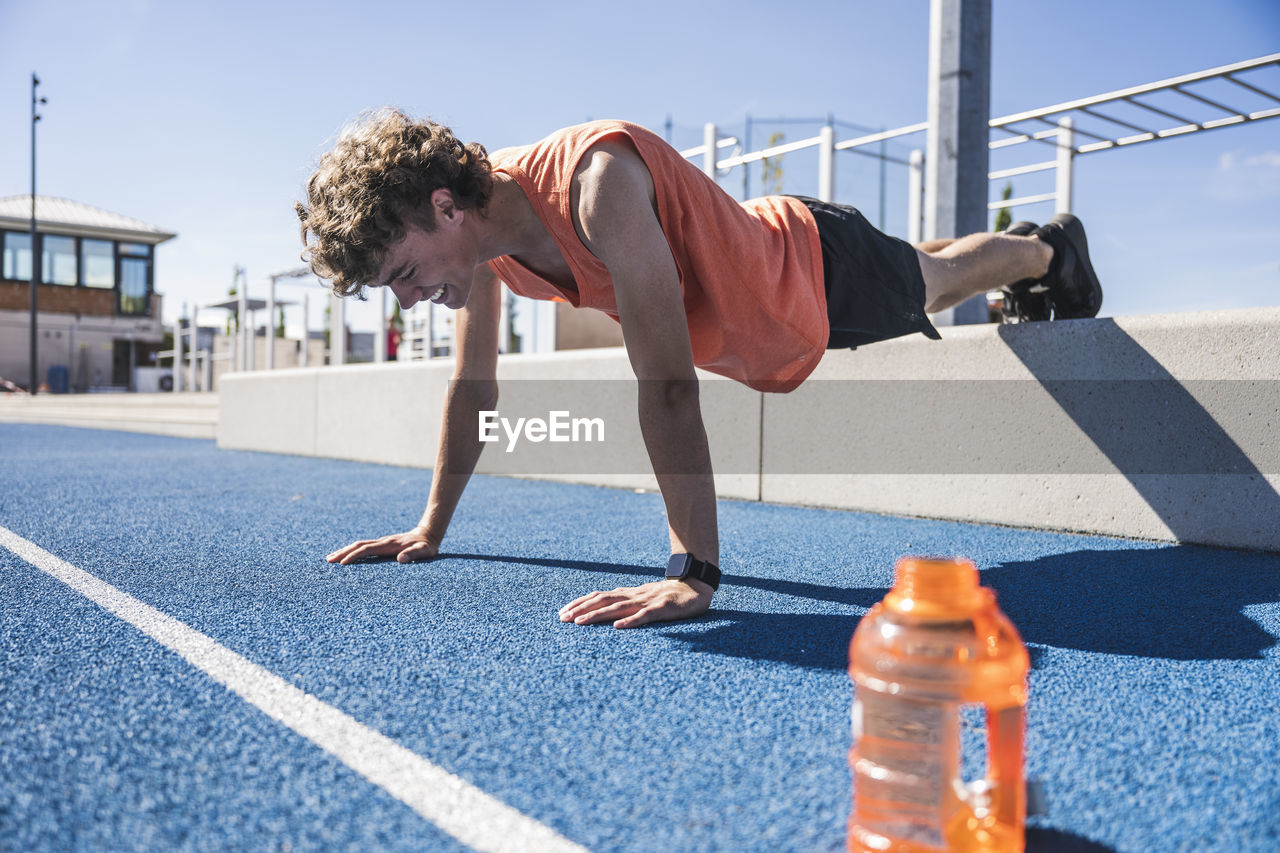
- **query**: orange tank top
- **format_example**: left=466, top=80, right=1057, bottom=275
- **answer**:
left=487, top=120, right=827, bottom=393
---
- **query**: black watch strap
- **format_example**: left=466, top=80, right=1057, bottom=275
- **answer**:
left=665, top=553, right=721, bottom=591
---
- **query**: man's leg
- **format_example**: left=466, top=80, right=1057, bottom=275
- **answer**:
left=914, top=238, right=957, bottom=254
left=917, top=232, right=1052, bottom=313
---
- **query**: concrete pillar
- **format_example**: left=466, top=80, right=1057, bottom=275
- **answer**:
left=174, top=304, right=185, bottom=392
left=498, top=288, right=510, bottom=355
left=908, top=150, right=924, bottom=245
left=189, top=306, right=199, bottom=391
left=543, top=301, right=558, bottom=352
left=266, top=278, right=276, bottom=370
left=427, top=302, right=435, bottom=358
left=703, top=123, right=718, bottom=179
left=1055, top=117, right=1075, bottom=214
left=925, top=0, right=992, bottom=324
left=817, top=124, right=836, bottom=202
left=301, top=293, right=310, bottom=368
left=330, top=291, right=346, bottom=365
left=236, top=272, right=248, bottom=371
left=375, top=286, right=387, bottom=363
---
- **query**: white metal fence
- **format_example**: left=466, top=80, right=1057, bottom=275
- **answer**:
left=180, top=54, right=1279, bottom=387
left=682, top=53, right=1280, bottom=243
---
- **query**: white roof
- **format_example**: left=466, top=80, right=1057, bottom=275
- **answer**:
left=0, top=195, right=176, bottom=244
left=202, top=297, right=295, bottom=312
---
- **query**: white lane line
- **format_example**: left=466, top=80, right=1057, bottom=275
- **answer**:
left=0, top=525, right=588, bottom=853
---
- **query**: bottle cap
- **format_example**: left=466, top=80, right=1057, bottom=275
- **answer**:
left=884, top=556, right=987, bottom=615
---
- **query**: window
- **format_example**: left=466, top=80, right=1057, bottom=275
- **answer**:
left=119, top=256, right=150, bottom=315
left=2, top=232, right=32, bottom=281
left=119, top=242, right=151, bottom=258
left=82, top=239, right=115, bottom=288
left=42, top=235, right=78, bottom=285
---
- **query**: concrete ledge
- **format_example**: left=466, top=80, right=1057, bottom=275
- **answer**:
left=217, top=349, right=761, bottom=501
left=762, top=309, right=1279, bottom=551
left=0, top=392, right=219, bottom=439
left=216, top=309, right=1280, bottom=552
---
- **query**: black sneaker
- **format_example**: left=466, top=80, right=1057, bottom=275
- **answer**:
left=1034, top=214, right=1103, bottom=320
left=998, top=221, right=1051, bottom=323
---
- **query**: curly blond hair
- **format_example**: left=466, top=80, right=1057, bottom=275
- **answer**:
left=296, top=109, right=493, bottom=297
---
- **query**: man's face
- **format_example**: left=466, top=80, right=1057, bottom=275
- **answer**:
left=378, top=207, right=475, bottom=312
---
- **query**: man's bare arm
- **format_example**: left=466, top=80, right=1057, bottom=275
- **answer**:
left=328, top=265, right=502, bottom=564
left=557, top=137, right=719, bottom=628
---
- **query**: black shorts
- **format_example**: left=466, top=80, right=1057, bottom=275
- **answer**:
left=794, top=196, right=942, bottom=350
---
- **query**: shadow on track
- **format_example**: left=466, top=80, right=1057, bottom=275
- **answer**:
left=411, top=544, right=1278, bottom=663
left=1026, top=827, right=1116, bottom=852
left=432, top=552, right=654, bottom=576
left=665, top=609, right=862, bottom=671
left=985, top=545, right=1280, bottom=661
left=656, top=545, right=1279, bottom=670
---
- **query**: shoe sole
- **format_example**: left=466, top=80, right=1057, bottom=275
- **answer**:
left=999, top=221, right=1050, bottom=322
left=1041, top=214, right=1103, bottom=319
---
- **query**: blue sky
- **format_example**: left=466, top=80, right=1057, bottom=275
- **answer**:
left=1, top=0, right=1276, bottom=338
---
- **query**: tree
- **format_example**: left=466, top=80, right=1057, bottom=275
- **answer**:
left=276, top=306, right=286, bottom=338
left=226, top=266, right=244, bottom=336
left=993, top=182, right=1014, bottom=233
left=760, top=132, right=786, bottom=196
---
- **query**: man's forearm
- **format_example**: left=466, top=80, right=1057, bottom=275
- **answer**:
left=419, top=379, right=497, bottom=541
left=638, top=381, right=719, bottom=566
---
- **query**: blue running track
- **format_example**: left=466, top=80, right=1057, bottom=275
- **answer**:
left=1, top=424, right=1278, bottom=852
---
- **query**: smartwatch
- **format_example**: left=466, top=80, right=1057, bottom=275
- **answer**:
left=665, top=553, right=722, bottom=591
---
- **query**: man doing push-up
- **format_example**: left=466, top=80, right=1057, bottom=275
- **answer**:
left=297, top=109, right=1101, bottom=629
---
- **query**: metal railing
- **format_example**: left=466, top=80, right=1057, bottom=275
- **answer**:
left=399, top=301, right=446, bottom=361
left=684, top=53, right=1280, bottom=241
left=188, top=55, right=1280, bottom=386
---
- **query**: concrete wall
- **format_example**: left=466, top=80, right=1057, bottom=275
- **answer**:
left=763, top=310, right=1279, bottom=551
left=217, top=308, right=1280, bottom=552
left=555, top=302, right=625, bottom=350
left=207, top=335, right=326, bottom=392
left=0, top=308, right=163, bottom=391
left=0, top=281, right=119, bottom=315
left=217, top=348, right=761, bottom=500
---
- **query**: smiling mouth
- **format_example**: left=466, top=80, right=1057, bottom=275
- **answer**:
left=429, top=284, right=447, bottom=304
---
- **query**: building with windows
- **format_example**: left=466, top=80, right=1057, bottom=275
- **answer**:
left=0, top=195, right=175, bottom=392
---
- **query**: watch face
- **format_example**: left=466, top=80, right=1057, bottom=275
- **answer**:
left=666, top=554, right=691, bottom=579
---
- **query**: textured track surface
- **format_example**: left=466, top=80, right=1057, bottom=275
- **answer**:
left=2, top=424, right=1277, bottom=852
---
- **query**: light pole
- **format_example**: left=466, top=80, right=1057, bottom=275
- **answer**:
left=29, top=73, right=47, bottom=395
left=266, top=267, right=310, bottom=370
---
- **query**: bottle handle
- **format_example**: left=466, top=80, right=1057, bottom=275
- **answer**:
left=986, top=704, right=1027, bottom=828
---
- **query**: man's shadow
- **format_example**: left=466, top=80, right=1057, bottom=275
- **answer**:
left=438, top=555, right=1135, bottom=852
left=428, top=545, right=1278, bottom=668
left=654, top=545, right=1279, bottom=671
left=653, top=318, right=1280, bottom=672
left=1025, top=827, right=1116, bottom=852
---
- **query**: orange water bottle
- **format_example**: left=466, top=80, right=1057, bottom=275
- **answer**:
left=848, top=557, right=1030, bottom=852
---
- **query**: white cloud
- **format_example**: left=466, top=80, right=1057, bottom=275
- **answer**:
left=1209, top=149, right=1280, bottom=200
left=1218, top=150, right=1280, bottom=172
left=1243, top=152, right=1280, bottom=169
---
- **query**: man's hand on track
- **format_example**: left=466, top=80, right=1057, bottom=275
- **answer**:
left=559, top=578, right=713, bottom=629
left=327, top=527, right=438, bottom=565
